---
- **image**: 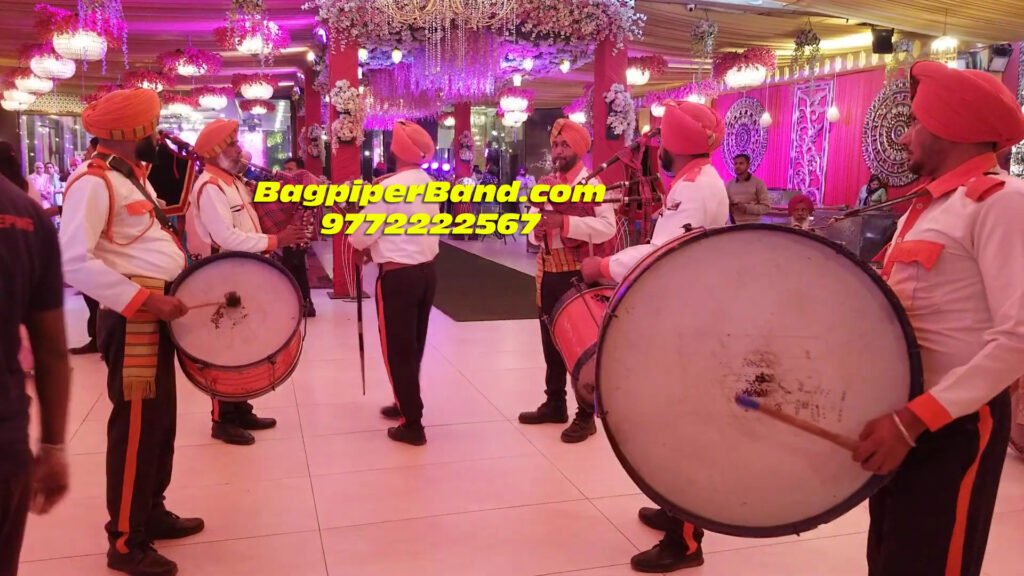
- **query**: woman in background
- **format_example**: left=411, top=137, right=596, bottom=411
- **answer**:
left=856, top=174, right=888, bottom=207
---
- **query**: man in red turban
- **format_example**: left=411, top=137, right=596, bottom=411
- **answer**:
left=579, top=100, right=730, bottom=572
left=351, top=119, right=440, bottom=446
left=186, top=119, right=307, bottom=447
left=518, top=118, right=617, bottom=444
left=853, top=60, right=1024, bottom=576
left=60, top=88, right=204, bottom=576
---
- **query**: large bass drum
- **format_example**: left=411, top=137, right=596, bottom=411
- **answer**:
left=168, top=252, right=304, bottom=400
left=596, top=224, right=922, bottom=538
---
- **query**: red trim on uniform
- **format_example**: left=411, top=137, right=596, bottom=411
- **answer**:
left=885, top=240, right=945, bottom=271
left=561, top=214, right=570, bottom=237
left=872, top=243, right=891, bottom=263
left=376, top=277, right=403, bottom=424
left=211, top=398, right=220, bottom=422
left=599, top=257, right=612, bottom=280
left=115, top=392, right=145, bottom=553
left=670, top=158, right=710, bottom=188
left=682, top=521, right=699, bottom=552
left=125, top=200, right=153, bottom=216
left=267, top=235, right=279, bottom=251
left=922, top=153, right=999, bottom=199
left=964, top=175, right=1005, bottom=202
left=945, top=406, right=993, bottom=576
left=120, top=288, right=151, bottom=319
left=907, top=392, right=955, bottom=432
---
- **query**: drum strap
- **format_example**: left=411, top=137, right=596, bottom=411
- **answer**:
left=121, top=276, right=166, bottom=401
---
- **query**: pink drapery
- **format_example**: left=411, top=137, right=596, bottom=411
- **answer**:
left=711, top=84, right=797, bottom=191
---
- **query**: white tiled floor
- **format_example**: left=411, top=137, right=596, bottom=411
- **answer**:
left=19, top=242, right=1024, bottom=575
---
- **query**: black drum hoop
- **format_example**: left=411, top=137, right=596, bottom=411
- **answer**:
left=596, top=223, right=924, bottom=538
left=182, top=329, right=305, bottom=402
left=168, top=251, right=304, bottom=371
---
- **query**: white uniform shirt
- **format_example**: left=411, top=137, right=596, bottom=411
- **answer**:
left=186, top=165, right=274, bottom=258
left=527, top=164, right=617, bottom=251
left=603, top=159, right=729, bottom=281
left=348, top=168, right=439, bottom=265
left=881, top=153, right=1024, bottom=430
left=59, top=157, right=186, bottom=316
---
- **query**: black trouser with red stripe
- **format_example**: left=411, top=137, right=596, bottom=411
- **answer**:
left=376, top=261, right=437, bottom=429
left=867, top=389, right=1011, bottom=576
left=538, top=270, right=592, bottom=416
left=97, top=309, right=177, bottom=552
left=659, top=514, right=704, bottom=554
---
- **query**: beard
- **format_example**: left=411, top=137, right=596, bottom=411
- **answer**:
left=135, top=138, right=159, bottom=165
left=553, top=153, right=578, bottom=174
left=217, top=153, right=243, bottom=174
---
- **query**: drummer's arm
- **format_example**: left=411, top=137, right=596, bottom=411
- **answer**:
left=198, top=185, right=276, bottom=253
left=59, top=176, right=152, bottom=317
left=905, top=192, right=1024, bottom=431
left=562, top=203, right=617, bottom=244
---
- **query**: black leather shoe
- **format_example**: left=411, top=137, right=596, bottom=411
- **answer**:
left=146, top=510, right=204, bottom=540
left=387, top=424, right=426, bottom=446
left=235, top=412, right=277, bottom=430
left=560, top=412, right=596, bottom=443
left=70, top=339, right=99, bottom=355
left=638, top=507, right=673, bottom=532
left=212, top=422, right=255, bottom=445
left=630, top=538, right=704, bottom=573
left=518, top=402, right=569, bottom=425
left=107, top=544, right=178, bottom=576
left=380, top=404, right=402, bottom=419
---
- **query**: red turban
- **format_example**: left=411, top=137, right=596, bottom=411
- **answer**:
left=194, top=119, right=239, bottom=158
left=788, top=194, right=814, bottom=215
left=82, top=88, right=160, bottom=141
left=391, top=120, right=435, bottom=164
left=550, top=119, right=591, bottom=157
left=911, top=61, right=1024, bottom=151
left=660, top=101, right=725, bottom=156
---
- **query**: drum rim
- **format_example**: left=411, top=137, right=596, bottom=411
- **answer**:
left=177, top=326, right=304, bottom=401
left=596, top=223, right=924, bottom=538
left=168, top=251, right=304, bottom=369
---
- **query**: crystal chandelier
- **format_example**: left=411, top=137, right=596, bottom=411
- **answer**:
left=502, top=110, right=528, bottom=127
left=724, top=65, right=768, bottom=90
left=626, top=67, right=650, bottom=86
left=240, top=81, right=274, bottom=100
left=4, top=89, right=38, bottom=105
left=499, top=94, right=529, bottom=113
left=15, top=74, right=54, bottom=94
left=198, top=92, right=229, bottom=110
left=52, top=30, right=108, bottom=62
left=378, top=0, right=518, bottom=72
left=30, top=54, right=77, bottom=80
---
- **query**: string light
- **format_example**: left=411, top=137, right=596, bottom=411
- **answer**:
left=559, top=60, right=571, bottom=73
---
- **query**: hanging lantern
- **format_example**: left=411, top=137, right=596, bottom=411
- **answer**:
left=504, top=110, right=529, bottom=125
left=159, top=48, right=222, bottom=78
left=240, top=80, right=274, bottom=100
left=52, top=30, right=108, bottom=62
left=759, top=111, right=773, bottom=128
left=3, top=89, right=37, bottom=105
left=197, top=87, right=231, bottom=110
left=626, top=67, right=650, bottom=86
left=826, top=105, right=841, bottom=123
left=30, top=53, right=76, bottom=80
left=559, top=59, right=571, bottom=74
left=498, top=87, right=532, bottom=113
left=650, top=102, right=666, bottom=118
left=391, top=48, right=404, bottom=64
left=1, top=99, right=31, bottom=112
left=241, top=99, right=271, bottom=115
left=512, top=73, right=523, bottom=87
left=161, top=94, right=197, bottom=116
left=15, top=74, right=54, bottom=95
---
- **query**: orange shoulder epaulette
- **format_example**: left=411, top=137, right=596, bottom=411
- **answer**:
left=63, top=157, right=117, bottom=240
left=964, top=175, right=1006, bottom=202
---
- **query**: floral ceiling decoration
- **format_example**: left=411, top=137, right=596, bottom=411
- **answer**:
left=240, top=99, right=272, bottom=115
left=884, top=38, right=915, bottom=85
left=626, top=54, right=667, bottom=86
left=604, top=82, right=635, bottom=142
left=306, top=0, right=644, bottom=115
left=159, top=48, right=223, bottom=78
left=232, top=72, right=277, bottom=100
left=215, top=0, right=291, bottom=65
left=792, top=20, right=821, bottom=76
left=690, top=15, right=717, bottom=80
left=642, top=79, right=720, bottom=107
left=714, top=47, right=777, bottom=91
left=20, top=43, right=76, bottom=81
left=34, top=1, right=128, bottom=72
left=160, top=93, right=197, bottom=116
left=562, top=83, right=593, bottom=129
left=9, top=68, right=55, bottom=95
left=194, top=85, right=234, bottom=110
left=123, top=69, right=171, bottom=93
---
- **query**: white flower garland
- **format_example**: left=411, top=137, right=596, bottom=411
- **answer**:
left=329, top=79, right=366, bottom=149
left=457, top=130, right=474, bottom=162
left=604, top=83, right=635, bottom=142
left=302, top=124, right=325, bottom=158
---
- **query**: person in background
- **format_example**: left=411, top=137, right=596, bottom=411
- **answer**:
left=726, top=153, right=770, bottom=224
left=514, top=167, right=536, bottom=213
left=788, top=194, right=815, bottom=230
left=857, top=174, right=888, bottom=207
left=282, top=157, right=304, bottom=174
left=372, top=161, right=387, bottom=179
left=264, top=155, right=316, bottom=318
left=1, top=171, right=72, bottom=576
left=27, top=162, right=54, bottom=209
left=44, top=162, right=62, bottom=198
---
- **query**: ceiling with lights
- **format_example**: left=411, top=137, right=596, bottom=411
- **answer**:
left=1, top=0, right=1021, bottom=112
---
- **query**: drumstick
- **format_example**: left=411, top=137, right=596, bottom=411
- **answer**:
left=187, top=291, right=243, bottom=311
left=734, top=394, right=858, bottom=453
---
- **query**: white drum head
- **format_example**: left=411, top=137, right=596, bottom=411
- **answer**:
left=170, top=253, right=302, bottom=367
left=598, top=225, right=920, bottom=537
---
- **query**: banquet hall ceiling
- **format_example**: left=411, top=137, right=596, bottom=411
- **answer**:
left=2, top=0, right=1022, bottom=110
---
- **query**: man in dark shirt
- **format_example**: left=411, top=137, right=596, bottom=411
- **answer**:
left=0, top=174, right=71, bottom=575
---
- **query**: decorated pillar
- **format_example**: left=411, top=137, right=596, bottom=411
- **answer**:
left=453, top=102, right=472, bottom=179
left=327, top=44, right=367, bottom=301
left=303, top=66, right=324, bottom=176
left=591, top=39, right=629, bottom=185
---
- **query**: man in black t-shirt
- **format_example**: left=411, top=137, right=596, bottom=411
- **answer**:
left=0, top=174, right=71, bottom=575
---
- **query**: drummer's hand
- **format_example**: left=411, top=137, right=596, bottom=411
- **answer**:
left=537, top=211, right=562, bottom=232
left=354, top=249, right=371, bottom=264
left=581, top=257, right=604, bottom=284
left=141, top=293, right=188, bottom=321
left=275, top=224, right=308, bottom=248
left=852, top=408, right=925, bottom=475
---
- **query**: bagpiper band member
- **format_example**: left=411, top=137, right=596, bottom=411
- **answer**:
left=350, top=120, right=439, bottom=446
left=849, top=61, right=1024, bottom=576
left=518, top=119, right=617, bottom=444
left=185, top=119, right=308, bottom=446
left=582, top=101, right=728, bottom=573
left=60, top=88, right=203, bottom=576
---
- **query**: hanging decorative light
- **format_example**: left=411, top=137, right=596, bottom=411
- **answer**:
left=441, top=114, right=456, bottom=128
left=826, top=105, right=840, bottom=123
left=559, top=59, right=572, bottom=74
left=196, top=86, right=232, bottom=110
left=391, top=48, right=403, bottom=64
left=29, top=53, right=76, bottom=80
left=15, top=73, right=54, bottom=94
left=240, top=99, right=271, bottom=115
left=1, top=99, right=32, bottom=112
left=522, top=57, right=534, bottom=71
left=568, top=111, right=587, bottom=124
left=358, top=47, right=368, bottom=62
left=626, top=67, right=650, bottom=86
left=714, top=48, right=777, bottom=91
left=3, top=89, right=37, bottom=105
left=759, top=111, right=773, bottom=128
left=233, top=73, right=277, bottom=100
left=502, top=110, right=528, bottom=127
left=498, top=87, right=532, bottom=113
left=158, top=48, right=222, bottom=78
left=52, top=29, right=108, bottom=62
left=930, top=9, right=959, bottom=67
left=685, top=94, right=706, bottom=104
left=123, top=70, right=168, bottom=93
left=214, top=1, right=290, bottom=65
left=512, top=73, right=523, bottom=87
left=163, top=96, right=196, bottom=116
left=650, top=102, right=665, bottom=118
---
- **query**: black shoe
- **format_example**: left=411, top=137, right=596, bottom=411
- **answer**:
left=638, top=507, right=673, bottom=532
left=234, top=412, right=277, bottom=431
left=107, top=544, right=178, bottom=576
left=70, top=339, right=99, bottom=355
left=560, top=411, right=596, bottom=443
left=630, top=537, right=704, bottom=573
left=381, top=403, right=402, bottom=419
left=211, top=422, right=255, bottom=445
left=303, top=300, right=317, bottom=318
left=518, top=401, right=569, bottom=425
left=146, top=510, right=205, bottom=540
left=387, top=424, right=426, bottom=446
